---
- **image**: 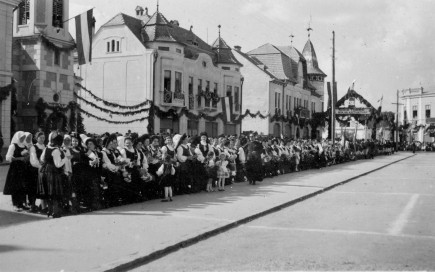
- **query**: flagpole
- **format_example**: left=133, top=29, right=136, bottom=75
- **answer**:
left=63, top=7, right=95, bottom=24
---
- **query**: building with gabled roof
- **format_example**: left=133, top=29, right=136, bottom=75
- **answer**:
left=233, top=36, right=326, bottom=139
left=75, top=6, right=243, bottom=136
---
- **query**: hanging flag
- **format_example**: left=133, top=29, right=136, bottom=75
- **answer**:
left=75, top=9, right=94, bottom=65
left=221, top=96, right=233, bottom=123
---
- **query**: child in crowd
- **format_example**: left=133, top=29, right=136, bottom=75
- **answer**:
left=216, top=153, right=229, bottom=191
left=204, top=151, right=216, bottom=192
left=157, top=156, right=175, bottom=202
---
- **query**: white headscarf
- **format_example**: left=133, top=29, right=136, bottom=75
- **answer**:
left=80, top=134, right=89, bottom=148
left=48, top=131, right=58, bottom=147
left=172, top=134, right=182, bottom=151
left=117, top=136, right=125, bottom=151
left=10, top=131, right=25, bottom=147
left=24, top=132, right=33, bottom=148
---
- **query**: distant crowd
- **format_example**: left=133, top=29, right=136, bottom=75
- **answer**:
left=3, top=129, right=398, bottom=218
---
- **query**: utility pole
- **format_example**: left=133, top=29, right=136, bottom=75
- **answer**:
left=392, top=89, right=403, bottom=150
left=332, top=31, right=336, bottom=145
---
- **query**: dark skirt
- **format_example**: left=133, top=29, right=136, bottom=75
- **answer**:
left=26, top=164, right=39, bottom=197
left=246, top=157, right=263, bottom=182
left=37, top=163, right=64, bottom=200
left=159, top=174, right=174, bottom=188
left=3, top=160, right=27, bottom=195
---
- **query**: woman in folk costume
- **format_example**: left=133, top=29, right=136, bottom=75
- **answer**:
left=101, top=134, right=129, bottom=206
left=215, top=153, right=229, bottom=191
left=78, top=134, right=103, bottom=211
left=293, top=141, right=301, bottom=172
left=245, top=135, right=264, bottom=185
left=235, top=137, right=248, bottom=183
left=189, top=135, right=206, bottom=193
left=4, top=131, right=29, bottom=211
left=28, top=132, right=45, bottom=212
left=174, top=134, right=194, bottom=194
left=61, top=135, right=79, bottom=213
left=145, top=135, right=162, bottom=199
left=22, top=132, right=38, bottom=211
left=261, top=139, right=275, bottom=177
left=69, top=133, right=87, bottom=211
left=221, top=140, right=237, bottom=185
left=134, top=137, right=152, bottom=184
left=38, top=134, right=66, bottom=218
left=197, top=132, right=213, bottom=158
left=120, top=137, right=143, bottom=203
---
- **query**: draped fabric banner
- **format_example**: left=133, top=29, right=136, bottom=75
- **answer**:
left=221, top=96, right=233, bottom=123
left=75, top=9, right=94, bottom=65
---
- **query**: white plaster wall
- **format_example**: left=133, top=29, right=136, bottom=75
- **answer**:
left=78, top=24, right=153, bottom=134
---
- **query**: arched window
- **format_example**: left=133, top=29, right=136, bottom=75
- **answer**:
left=107, top=39, right=121, bottom=53
left=111, top=40, right=115, bottom=52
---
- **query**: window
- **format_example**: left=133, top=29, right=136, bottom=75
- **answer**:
left=164, top=70, right=171, bottom=91
left=107, top=40, right=120, bottom=53
left=226, top=85, right=232, bottom=97
left=175, top=72, right=182, bottom=92
left=235, top=68, right=240, bottom=72
left=205, top=122, right=218, bottom=138
left=52, top=0, right=64, bottom=28
left=54, top=48, right=60, bottom=66
left=412, top=105, right=418, bottom=119
left=188, top=120, right=198, bottom=136
left=205, top=81, right=211, bottom=107
left=275, top=92, right=281, bottom=109
left=426, top=105, right=431, bottom=118
left=18, top=0, right=30, bottom=25
left=294, top=97, right=296, bottom=109
left=404, top=110, right=407, bottom=120
left=222, top=67, right=230, bottom=70
left=188, top=77, right=194, bottom=109
left=234, top=86, right=239, bottom=111
left=198, top=79, right=202, bottom=107
left=278, top=93, right=281, bottom=109
left=158, top=46, right=170, bottom=51
left=176, top=48, right=182, bottom=53
left=212, top=83, right=218, bottom=108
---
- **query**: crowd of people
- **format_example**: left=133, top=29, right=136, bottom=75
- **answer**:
left=3, top=129, right=397, bottom=218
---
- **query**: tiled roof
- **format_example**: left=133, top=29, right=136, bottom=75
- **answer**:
left=234, top=49, right=277, bottom=79
left=247, top=43, right=296, bottom=82
left=101, top=13, right=144, bottom=44
left=276, top=46, right=306, bottom=80
left=302, top=39, right=326, bottom=76
left=142, top=11, right=177, bottom=42
left=211, top=37, right=243, bottom=66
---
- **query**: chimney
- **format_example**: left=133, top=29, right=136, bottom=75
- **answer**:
left=234, top=45, right=241, bottom=51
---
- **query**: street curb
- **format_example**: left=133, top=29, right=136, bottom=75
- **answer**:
left=102, top=154, right=415, bottom=272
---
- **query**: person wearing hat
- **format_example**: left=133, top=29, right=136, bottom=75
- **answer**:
left=174, top=133, right=194, bottom=194
left=120, top=137, right=143, bottom=203
left=234, top=137, right=248, bottom=183
left=189, top=135, right=206, bottom=193
left=76, top=135, right=103, bottom=211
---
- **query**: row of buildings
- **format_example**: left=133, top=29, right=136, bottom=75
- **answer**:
left=1, top=0, right=327, bottom=146
left=77, top=4, right=326, bottom=139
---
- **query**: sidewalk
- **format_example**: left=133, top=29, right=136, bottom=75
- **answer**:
left=0, top=153, right=413, bottom=272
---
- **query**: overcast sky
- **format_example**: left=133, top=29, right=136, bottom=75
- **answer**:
left=69, top=0, right=435, bottom=112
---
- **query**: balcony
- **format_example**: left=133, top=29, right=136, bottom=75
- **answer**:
left=161, top=89, right=185, bottom=107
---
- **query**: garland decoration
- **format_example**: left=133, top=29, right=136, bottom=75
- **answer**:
left=73, top=92, right=150, bottom=116
left=77, top=107, right=149, bottom=124
left=75, top=83, right=151, bottom=109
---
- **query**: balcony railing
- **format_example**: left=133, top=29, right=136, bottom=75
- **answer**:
left=161, top=89, right=185, bottom=107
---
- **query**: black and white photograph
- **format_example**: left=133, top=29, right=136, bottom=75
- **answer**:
left=0, top=0, right=435, bottom=271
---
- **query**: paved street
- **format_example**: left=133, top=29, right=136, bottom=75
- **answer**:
left=133, top=152, right=435, bottom=271
left=0, top=152, right=431, bottom=271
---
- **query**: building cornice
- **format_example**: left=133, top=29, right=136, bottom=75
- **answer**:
left=0, top=0, right=21, bottom=7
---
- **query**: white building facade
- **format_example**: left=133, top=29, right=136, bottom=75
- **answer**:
left=75, top=7, right=243, bottom=136
left=399, top=87, right=435, bottom=143
left=233, top=38, right=325, bottom=139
